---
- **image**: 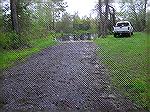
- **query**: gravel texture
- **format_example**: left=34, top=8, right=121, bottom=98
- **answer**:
left=0, top=41, right=147, bottom=112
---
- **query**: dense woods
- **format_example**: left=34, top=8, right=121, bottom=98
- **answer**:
left=0, top=0, right=149, bottom=49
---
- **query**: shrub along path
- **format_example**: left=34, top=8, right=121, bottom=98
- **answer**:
left=0, top=42, right=147, bottom=112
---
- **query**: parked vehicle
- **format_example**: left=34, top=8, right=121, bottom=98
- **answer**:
left=113, top=21, right=133, bottom=37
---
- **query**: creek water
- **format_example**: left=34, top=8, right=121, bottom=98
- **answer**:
left=56, top=34, right=97, bottom=42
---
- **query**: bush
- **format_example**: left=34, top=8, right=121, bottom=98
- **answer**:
left=0, top=32, right=29, bottom=50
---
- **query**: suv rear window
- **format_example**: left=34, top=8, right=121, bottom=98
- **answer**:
left=117, top=23, right=129, bottom=27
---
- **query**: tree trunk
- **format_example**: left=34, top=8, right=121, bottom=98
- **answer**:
left=52, top=11, right=55, bottom=30
left=110, top=5, right=116, bottom=26
left=143, top=0, right=147, bottom=31
left=102, top=0, right=109, bottom=38
left=10, top=0, right=19, bottom=33
left=108, top=5, right=116, bottom=29
left=98, top=0, right=102, bottom=38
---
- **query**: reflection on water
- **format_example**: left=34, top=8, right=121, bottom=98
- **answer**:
left=56, top=34, right=97, bottom=42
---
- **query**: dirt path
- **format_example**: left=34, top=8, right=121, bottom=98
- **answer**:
left=0, top=42, right=146, bottom=112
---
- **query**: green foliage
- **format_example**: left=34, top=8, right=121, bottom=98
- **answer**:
left=145, top=12, right=150, bottom=33
left=0, top=32, right=29, bottom=50
left=94, top=32, right=150, bottom=110
left=33, top=0, right=67, bottom=31
left=17, top=2, right=32, bottom=32
left=73, top=16, right=91, bottom=31
left=72, top=30, right=89, bottom=35
left=55, top=12, right=96, bottom=34
left=0, top=0, right=68, bottom=51
left=119, top=0, right=147, bottom=32
left=0, top=33, right=57, bottom=70
left=55, top=12, right=73, bottom=33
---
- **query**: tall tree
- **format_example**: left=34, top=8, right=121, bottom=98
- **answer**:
left=51, top=0, right=67, bottom=30
left=119, top=0, right=148, bottom=31
left=103, top=0, right=109, bottom=37
left=143, top=0, right=147, bottom=29
left=98, top=0, right=110, bottom=38
left=0, top=0, right=3, bottom=31
left=9, top=0, right=32, bottom=33
left=17, top=0, right=32, bottom=32
left=55, top=12, right=73, bottom=33
left=98, top=0, right=102, bottom=37
left=10, top=0, right=19, bottom=33
left=33, top=0, right=67, bottom=32
left=108, top=5, right=116, bottom=27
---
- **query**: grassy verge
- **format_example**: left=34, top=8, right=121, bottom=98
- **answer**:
left=94, top=32, right=150, bottom=110
left=0, top=34, right=57, bottom=71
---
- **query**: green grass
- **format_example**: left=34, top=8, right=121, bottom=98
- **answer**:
left=94, top=32, right=150, bottom=110
left=0, top=35, right=57, bottom=71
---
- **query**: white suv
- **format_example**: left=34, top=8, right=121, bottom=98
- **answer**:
left=113, top=21, right=133, bottom=37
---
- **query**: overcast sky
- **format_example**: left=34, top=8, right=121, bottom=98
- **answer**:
left=64, top=0, right=98, bottom=17
left=64, top=0, right=150, bottom=17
